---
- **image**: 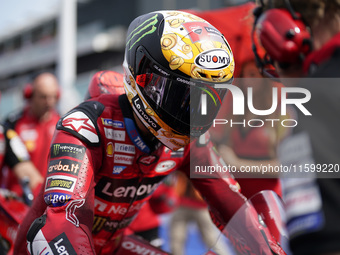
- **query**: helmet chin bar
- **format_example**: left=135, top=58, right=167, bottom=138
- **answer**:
left=123, top=66, right=190, bottom=151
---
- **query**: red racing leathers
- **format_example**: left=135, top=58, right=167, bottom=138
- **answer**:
left=23, top=93, right=282, bottom=255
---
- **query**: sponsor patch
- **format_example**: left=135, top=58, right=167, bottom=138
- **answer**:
left=93, top=215, right=133, bottom=234
left=115, top=143, right=135, bottom=154
left=132, top=95, right=161, bottom=131
left=94, top=199, right=143, bottom=215
left=96, top=176, right=163, bottom=203
left=155, top=160, right=176, bottom=173
left=124, top=117, right=150, bottom=154
left=44, top=192, right=72, bottom=207
left=195, top=49, right=230, bottom=70
left=106, top=142, right=114, bottom=157
left=138, top=155, right=158, bottom=165
left=45, top=176, right=77, bottom=192
left=47, top=159, right=81, bottom=176
left=51, top=143, right=86, bottom=160
left=114, top=154, right=134, bottom=165
left=121, top=239, right=164, bottom=255
left=49, top=232, right=77, bottom=255
left=62, top=111, right=99, bottom=143
left=113, top=166, right=127, bottom=174
left=104, top=128, right=125, bottom=141
left=102, top=118, right=124, bottom=128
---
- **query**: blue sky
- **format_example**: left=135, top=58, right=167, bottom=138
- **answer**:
left=0, top=0, right=60, bottom=39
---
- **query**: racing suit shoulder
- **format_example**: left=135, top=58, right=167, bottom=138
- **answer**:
left=57, top=100, right=106, bottom=146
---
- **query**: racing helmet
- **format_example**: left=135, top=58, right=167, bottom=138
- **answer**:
left=85, top=70, right=124, bottom=100
left=123, top=11, right=234, bottom=150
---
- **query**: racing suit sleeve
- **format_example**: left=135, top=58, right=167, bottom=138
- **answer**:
left=26, top=130, right=101, bottom=255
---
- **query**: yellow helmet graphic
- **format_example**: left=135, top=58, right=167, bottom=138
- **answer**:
left=161, top=13, right=234, bottom=82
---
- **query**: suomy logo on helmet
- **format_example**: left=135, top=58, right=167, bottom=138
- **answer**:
left=195, top=49, right=230, bottom=70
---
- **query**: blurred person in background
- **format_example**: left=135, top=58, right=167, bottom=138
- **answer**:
left=0, top=91, right=43, bottom=197
left=253, top=0, right=340, bottom=254
left=0, top=92, right=43, bottom=254
left=192, top=5, right=292, bottom=251
left=0, top=125, right=43, bottom=198
left=128, top=173, right=178, bottom=249
left=169, top=171, right=231, bottom=255
left=215, top=60, right=284, bottom=198
left=202, top=4, right=285, bottom=245
left=84, top=70, right=125, bottom=100
left=4, top=71, right=60, bottom=196
left=213, top=60, right=286, bottom=249
left=196, top=2, right=284, bottom=199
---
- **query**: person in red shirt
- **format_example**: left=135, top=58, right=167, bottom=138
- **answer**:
left=0, top=91, right=43, bottom=253
left=216, top=60, right=283, bottom=198
left=0, top=123, right=44, bottom=253
left=4, top=72, right=60, bottom=195
left=0, top=123, right=43, bottom=197
left=169, top=171, right=231, bottom=255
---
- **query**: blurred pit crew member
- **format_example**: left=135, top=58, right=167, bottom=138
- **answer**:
left=0, top=122, right=43, bottom=196
left=4, top=72, right=60, bottom=195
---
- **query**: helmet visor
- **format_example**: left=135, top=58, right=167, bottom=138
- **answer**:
left=136, top=52, right=231, bottom=137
